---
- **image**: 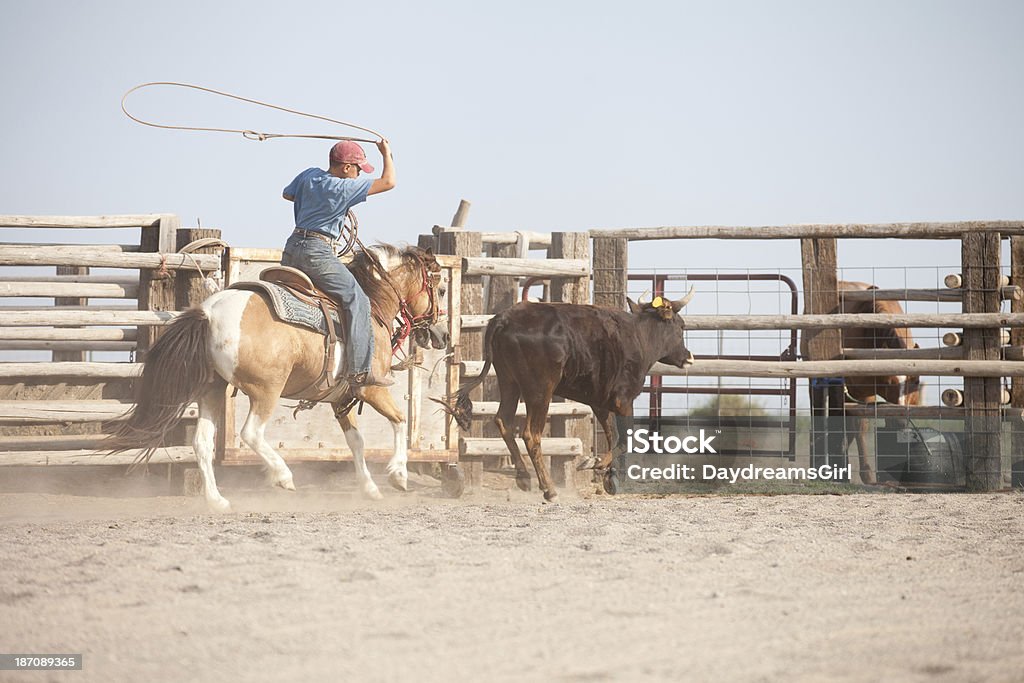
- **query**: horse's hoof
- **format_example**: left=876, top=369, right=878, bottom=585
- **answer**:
left=388, top=470, right=409, bottom=492
left=266, top=469, right=295, bottom=491
left=363, top=485, right=384, bottom=501
left=543, top=490, right=559, bottom=503
left=516, top=476, right=532, bottom=492
left=208, top=497, right=232, bottom=513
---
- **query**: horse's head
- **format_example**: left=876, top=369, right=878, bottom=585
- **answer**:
left=398, top=247, right=444, bottom=322
left=369, top=245, right=448, bottom=350
left=405, top=248, right=449, bottom=350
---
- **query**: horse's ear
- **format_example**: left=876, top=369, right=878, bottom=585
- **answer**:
left=425, top=247, right=434, bottom=256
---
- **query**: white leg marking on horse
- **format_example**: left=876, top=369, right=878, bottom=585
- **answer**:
left=386, top=420, right=409, bottom=492
left=195, top=395, right=230, bottom=513
left=343, top=426, right=382, bottom=500
left=240, top=411, right=295, bottom=491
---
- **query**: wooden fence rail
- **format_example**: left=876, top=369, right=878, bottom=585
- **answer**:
left=0, top=215, right=165, bottom=228
left=0, top=246, right=220, bottom=270
left=463, top=358, right=1024, bottom=379
left=461, top=312, right=1024, bottom=331
left=591, top=220, right=1024, bottom=240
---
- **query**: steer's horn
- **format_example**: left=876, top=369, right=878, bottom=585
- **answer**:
left=637, top=289, right=652, bottom=306
left=671, top=285, right=696, bottom=310
left=671, top=284, right=696, bottom=311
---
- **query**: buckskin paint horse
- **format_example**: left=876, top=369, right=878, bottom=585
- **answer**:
left=107, top=244, right=446, bottom=511
left=804, top=281, right=924, bottom=484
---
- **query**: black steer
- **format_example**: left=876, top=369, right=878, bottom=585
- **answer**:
left=439, top=288, right=696, bottom=501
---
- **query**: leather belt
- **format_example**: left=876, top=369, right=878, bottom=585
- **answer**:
left=293, top=228, right=337, bottom=245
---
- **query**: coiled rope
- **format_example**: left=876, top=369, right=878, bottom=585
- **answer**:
left=121, top=81, right=384, bottom=143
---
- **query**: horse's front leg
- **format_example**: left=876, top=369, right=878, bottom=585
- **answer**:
left=359, top=386, right=409, bottom=492
left=333, top=407, right=383, bottom=500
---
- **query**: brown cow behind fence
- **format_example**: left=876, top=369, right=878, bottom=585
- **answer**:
left=802, top=281, right=924, bottom=484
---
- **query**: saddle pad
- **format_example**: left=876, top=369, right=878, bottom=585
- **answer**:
left=229, top=281, right=342, bottom=337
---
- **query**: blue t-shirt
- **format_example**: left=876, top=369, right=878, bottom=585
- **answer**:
left=284, top=168, right=373, bottom=240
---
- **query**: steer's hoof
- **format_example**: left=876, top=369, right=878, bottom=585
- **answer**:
left=543, top=490, right=559, bottom=503
left=575, top=455, right=598, bottom=471
left=602, top=470, right=620, bottom=496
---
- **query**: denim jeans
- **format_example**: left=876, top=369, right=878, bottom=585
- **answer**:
left=281, top=233, right=374, bottom=375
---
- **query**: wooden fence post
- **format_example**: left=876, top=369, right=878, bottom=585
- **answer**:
left=1011, top=237, right=1024, bottom=487
left=962, top=232, right=1003, bottom=490
left=52, top=265, right=89, bottom=363
left=481, top=239, right=520, bottom=466
left=137, top=214, right=180, bottom=358
left=591, top=237, right=629, bottom=481
left=800, top=238, right=846, bottom=474
left=175, top=228, right=223, bottom=309
left=438, top=229, right=484, bottom=490
left=549, top=232, right=593, bottom=491
left=451, top=199, right=471, bottom=229
left=593, top=237, right=627, bottom=310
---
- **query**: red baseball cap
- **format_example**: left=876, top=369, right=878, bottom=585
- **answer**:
left=329, top=141, right=374, bottom=173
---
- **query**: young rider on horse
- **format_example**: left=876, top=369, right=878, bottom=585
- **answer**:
left=281, top=138, right=396, bottom=387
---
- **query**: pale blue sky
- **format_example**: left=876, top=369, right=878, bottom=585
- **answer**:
left=2, top=1, right=1020, bottom=255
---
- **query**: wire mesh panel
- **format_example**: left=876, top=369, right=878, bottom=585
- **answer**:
left=615, top=260, right=1021, bottom=492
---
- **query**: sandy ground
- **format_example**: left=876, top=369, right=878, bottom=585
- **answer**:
left=0, top=467, right=1022, bottom=683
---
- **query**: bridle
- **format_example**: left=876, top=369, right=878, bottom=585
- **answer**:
left=344, top=227, right=443, bottom=356
left=390, top=257, right=443, bottom=355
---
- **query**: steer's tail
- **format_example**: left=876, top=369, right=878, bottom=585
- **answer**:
left=104, top=308, right=214, bottom=465
left=431, top=312, right=504, bottom=430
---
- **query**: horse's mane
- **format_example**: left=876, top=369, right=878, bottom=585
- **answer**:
left=347, top=243, right=430, bottom=324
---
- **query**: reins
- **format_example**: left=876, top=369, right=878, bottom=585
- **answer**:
left=121, top=81, right=384, bottom=143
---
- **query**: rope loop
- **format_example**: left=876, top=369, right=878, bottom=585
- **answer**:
left=122, top=82, right=384, bottom=144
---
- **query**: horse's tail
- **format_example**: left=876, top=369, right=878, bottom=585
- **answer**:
left=431, top=311, right=503, bottom=430
left=104, top=308, right=214, bottom=465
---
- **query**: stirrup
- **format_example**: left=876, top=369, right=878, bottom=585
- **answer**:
left=348, top=370, right=395, bottom=388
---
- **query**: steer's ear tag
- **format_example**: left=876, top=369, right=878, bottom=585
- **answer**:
left=652, top=296, right=664, bottom=308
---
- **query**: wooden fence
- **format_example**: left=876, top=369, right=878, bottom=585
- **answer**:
left=0, top=215, right=223, bottom=468
left=590, top=220, right=1024, bottom=491
left=5, top=212, right=1020, bottom=494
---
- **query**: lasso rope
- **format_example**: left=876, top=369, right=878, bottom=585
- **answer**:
left=121, top=81, right=384, bottom=143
